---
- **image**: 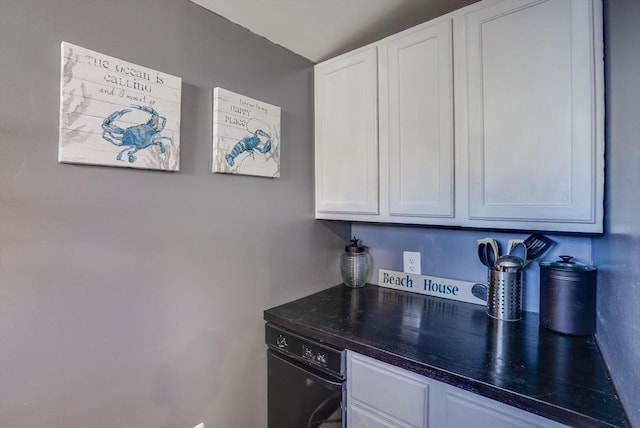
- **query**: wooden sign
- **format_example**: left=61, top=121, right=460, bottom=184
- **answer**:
left=58, top=42, right=182, bottom=171
left=378, top=269, right=486, bottom=306
left=212, top=87, right=281, bottom=178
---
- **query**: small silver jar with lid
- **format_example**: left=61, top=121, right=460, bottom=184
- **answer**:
left=340, top=237, right=370, bottom=288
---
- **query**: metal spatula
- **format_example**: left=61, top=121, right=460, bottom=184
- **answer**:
left=523, top=233, right=554, bottom=261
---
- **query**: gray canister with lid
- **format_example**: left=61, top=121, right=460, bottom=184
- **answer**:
left=539, top=255, right=597, bottom=335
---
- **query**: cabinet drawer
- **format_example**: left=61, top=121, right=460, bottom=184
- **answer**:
left=350, top=403, right=409, bottom=428
left=349, top=353, right=429, bottom=427
left=444, top=386, right=567, bottom=428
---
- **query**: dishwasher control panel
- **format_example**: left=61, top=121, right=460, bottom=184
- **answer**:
left=266, top=323, right=345, bottom=377
left=302, top=344, right=328, bottom=366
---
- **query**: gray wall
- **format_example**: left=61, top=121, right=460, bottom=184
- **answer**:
left=0, top=1, right=343, bottom=427
left=593, top=0, right=640, bottom=426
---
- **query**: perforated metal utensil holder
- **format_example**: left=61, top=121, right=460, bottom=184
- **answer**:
left=487, top=269, right=522, bottom=321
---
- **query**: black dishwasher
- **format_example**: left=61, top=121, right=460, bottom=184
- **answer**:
left=266, top=323, right=345, bottom=428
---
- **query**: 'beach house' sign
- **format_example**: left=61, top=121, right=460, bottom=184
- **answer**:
left=378, top=269, right=485, bottom=306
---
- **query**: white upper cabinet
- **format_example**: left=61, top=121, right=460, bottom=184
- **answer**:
left=314, top=0, right=604, bottom=233
left=315, top=46, right=379, bottom=215
left=456, top=0, right=604, bottom=232
left=315, top=18, right=456, bottom=224
left=382, top=19, right=454, bottom=219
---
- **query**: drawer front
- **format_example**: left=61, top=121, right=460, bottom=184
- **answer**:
left=444, top=386, right=567, bottom=428
left=349, top=353, right=429, bottom=427
left=350, top=403, right=410, bottom=428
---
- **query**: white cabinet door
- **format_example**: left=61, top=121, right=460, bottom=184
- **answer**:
left=458, top=0, right=604, bottom=232
left=381, top=19, right=455, bottom=218
left=443, top=385, right=567, bottom=428
left=347, top=351, right=430, bottom=427
left=315, top=46, right=379, bottom=215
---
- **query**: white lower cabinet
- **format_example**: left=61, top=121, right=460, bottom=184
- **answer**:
left=346, top=351, right=567, bottom=428
left=348, top=352, right=430, bottom=427
left=440, top=386, right=567, bottom=428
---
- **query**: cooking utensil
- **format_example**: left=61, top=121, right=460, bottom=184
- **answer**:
left=495, top=254, right=524, bottom=272
left=523, top=233, right=554, bottom=262
left=477, top=238, right=499, bottom=269
left=507, top=239, right=528, bottom=266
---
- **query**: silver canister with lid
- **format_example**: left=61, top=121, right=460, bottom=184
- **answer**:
left=539, top=255, right=597, bottom=335
left=340, top=237, right=370, bottom=288
left=487, top=255, right=525, bottom=321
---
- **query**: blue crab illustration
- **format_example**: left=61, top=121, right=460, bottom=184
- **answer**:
left=225, top=129, right=272, bottom=167
left=101, top=104, right=172, bottom=163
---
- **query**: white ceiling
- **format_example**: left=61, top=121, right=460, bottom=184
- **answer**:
left=190, top=0, right=477, bottom=63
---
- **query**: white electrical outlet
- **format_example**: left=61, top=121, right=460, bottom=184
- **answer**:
left=403, top=251, right=421, bottom=275
left=193, top=423, right=204, bottom=428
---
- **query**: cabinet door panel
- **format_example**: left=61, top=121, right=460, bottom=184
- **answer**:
left=315, top=47, right=379, bottom=215
left=385, top=20, right=454, bottom=217
left=463, top=0, right=602, bottom=229
left=444, top=387, right=566, bottom=428
left=350, top=403, right=409, bottom=428
left=349, top=352, right=429, bottom=427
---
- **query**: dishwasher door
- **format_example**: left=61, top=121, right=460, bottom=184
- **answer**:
left=267, top=349, right=344, bottom=428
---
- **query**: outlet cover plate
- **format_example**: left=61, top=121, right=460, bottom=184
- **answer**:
left=403, top=251, right=421, bottom=275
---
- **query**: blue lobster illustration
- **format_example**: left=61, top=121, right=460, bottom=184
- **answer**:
left=225, top=129, right=272, bottom=167
left=101, top=104, right=172, bottom=163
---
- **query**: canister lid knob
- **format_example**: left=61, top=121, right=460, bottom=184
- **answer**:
left=345, top=236, right=367, bottom=253
left=559, top=255, right=575, bottom=264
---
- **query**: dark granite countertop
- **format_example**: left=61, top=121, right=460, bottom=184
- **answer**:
left=264, top=284, right=628, bottom=428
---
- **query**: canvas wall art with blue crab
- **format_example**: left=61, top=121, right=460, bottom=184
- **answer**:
left=58, top=42, right=182, bottom=171
left=212, top=87, right=281, bottom=178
